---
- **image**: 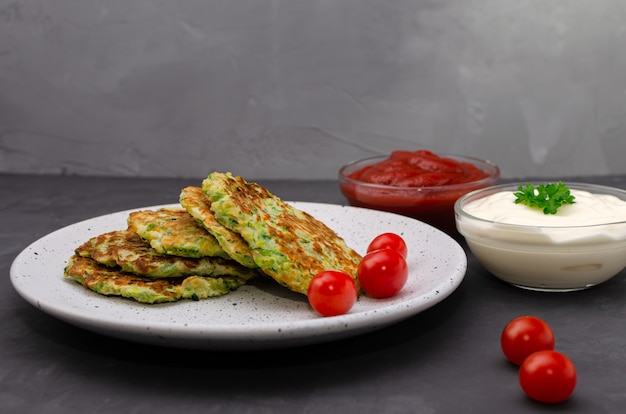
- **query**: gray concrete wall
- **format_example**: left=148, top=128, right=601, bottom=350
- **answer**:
left=1, top=0, right=625, bottom=179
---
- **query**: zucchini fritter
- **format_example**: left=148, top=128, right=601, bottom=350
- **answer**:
left=64, top=255, right=248, bottom=304
left=179, top=186, right=258, bottom=269
left=127, top=207, right=231, bottom=259
left=76, top=229, right=259, bottom=280
left=202, top=172, right=362, bottom=295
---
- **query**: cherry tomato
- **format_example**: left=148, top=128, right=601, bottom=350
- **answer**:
left=307, top=271, right=358, bottom=317
left=366, top=232, right=408, bottom=259
left=501, top=316, right=555, bottom=365
left=357, top=248, right=408, bottom=298
left=519, top=350, right=577, bottom=404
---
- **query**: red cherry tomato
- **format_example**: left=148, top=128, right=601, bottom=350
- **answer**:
left=519, top=350, right=577, bottom=404
left=307, top=271, right=358, bottom=317
left=366, top=232, right=408, bottom=259
left=357, top=249, right=408, bottom=298
left=501, top=316, right=555, bottom=365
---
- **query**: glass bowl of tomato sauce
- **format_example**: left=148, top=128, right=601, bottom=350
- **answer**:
left=338, top=150, right=500, bottom=235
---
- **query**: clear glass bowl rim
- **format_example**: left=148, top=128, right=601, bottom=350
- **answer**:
left=338, top=154, right=500, bottom=192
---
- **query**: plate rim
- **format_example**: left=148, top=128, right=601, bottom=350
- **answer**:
left=10, top=201, right=467, bottom=350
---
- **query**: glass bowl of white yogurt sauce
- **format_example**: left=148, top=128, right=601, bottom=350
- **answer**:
left=454, top=182, right=626, bottom=291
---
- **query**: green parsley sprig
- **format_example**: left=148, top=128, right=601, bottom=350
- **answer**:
left=513, top=182, right=576, bottom=214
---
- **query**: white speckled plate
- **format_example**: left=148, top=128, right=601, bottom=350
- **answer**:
left=10, top=202, right=466, bottom=350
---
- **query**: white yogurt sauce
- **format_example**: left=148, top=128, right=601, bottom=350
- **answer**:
left=464, top=189, right=626, bottom=227
left=458, top=188, right=626, bottom=290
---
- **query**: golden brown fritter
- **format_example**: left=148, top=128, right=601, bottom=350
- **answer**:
left=203, top=172, right=362, bottom=295
left=179, top=186, right=257, bottom=268
left=127, top=207, right=231, bottom=259
left=76, top=229, right=259, bottom=280
left=64, top=255, right=249, bottom=304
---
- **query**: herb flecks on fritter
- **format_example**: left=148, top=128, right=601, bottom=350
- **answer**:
left=76, top=229, right=259, bottom=280
left=127, top=207, right=231, bottom=259
left=64, top=255, right=249, bottom=304
left=179, top=186, right=258, bottom=269
left=203, top=172, right=362, bottom=295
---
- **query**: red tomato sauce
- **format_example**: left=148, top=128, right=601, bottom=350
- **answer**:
left=347, top=150, right=490, bottom=187
left=339, top=150, right=497, bottom=234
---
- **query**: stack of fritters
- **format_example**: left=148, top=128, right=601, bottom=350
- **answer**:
left=64, top=172, right=362, bottom=304
left=64, top=207, right=259, bottom=304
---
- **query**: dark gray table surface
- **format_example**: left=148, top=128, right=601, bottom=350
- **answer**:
left=2, top=173, right=626, bottom=413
